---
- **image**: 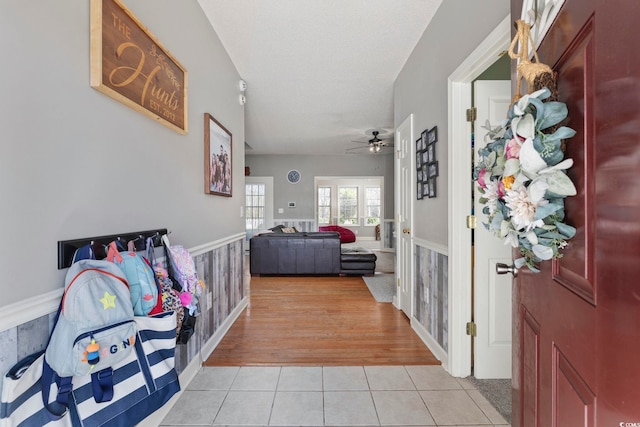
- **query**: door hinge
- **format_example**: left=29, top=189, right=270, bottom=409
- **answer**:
left=466, top=215, right=477, bottom=229
left=466, top=321, right=477, bottom=337
left=466, top=107, right=477, bottom=122
left=397, top=278, right=401, bottom=288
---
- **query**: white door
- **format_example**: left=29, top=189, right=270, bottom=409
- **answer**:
left=245, top=177, right=274, bottom=243
left=394, top=115, right=413, bottom=315
left=473, top=80, right=512, bottom=378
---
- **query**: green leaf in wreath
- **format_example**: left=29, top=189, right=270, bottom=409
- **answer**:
left=544, top=126, right=576, bottom=142
left=503, top=158, right=521, bottom=177
left=556, top=222, right=576, bottom=239
left=535, top=202, right=563, bottom=220
left=537, top=101, right=568, bottom=130
left=545, top=171, right=577, bottom=196
left=533, top=244, right=554, bottom=260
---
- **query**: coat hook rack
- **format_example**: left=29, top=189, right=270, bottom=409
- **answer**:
left=57, top=228, right=168, bottom=269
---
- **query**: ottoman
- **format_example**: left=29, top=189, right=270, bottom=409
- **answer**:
left=340, top=247, right=377, bottom=276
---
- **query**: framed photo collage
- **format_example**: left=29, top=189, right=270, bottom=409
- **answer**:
left=416, top=126, right=438, bottom=200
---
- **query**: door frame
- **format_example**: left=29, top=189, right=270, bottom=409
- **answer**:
left=446, top=14, right=510, bottom=377
left=245, top=176, right=274, bottom=240
left=394, top=114, right=414, bottom=312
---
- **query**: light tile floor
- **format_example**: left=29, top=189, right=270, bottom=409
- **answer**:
left=160, top=365, right=510, bottom=427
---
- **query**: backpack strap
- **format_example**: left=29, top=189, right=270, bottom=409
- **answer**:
left=41, top=357, right=71, bottom=420
left=71, top=243, right=96, bottom=263
left=106, top=241, right=124, bottom=263
left=91, top=367, right=114, bottom=403
left=41, top=302, right=71, bottom=420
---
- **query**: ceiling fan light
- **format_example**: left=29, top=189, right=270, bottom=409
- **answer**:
left=369, top=145, right=374, bottom=152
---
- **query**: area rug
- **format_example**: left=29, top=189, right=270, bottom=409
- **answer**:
left=363, top=273, right=395, bottom=303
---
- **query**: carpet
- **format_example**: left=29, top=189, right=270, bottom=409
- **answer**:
left=466, top=376, right=511, bottom=424
left=363, top=273, right=395, bottom=303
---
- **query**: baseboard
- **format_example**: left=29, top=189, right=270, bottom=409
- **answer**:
left=410, top=317, right=450, bottom=372
left=139, top=296, right=249, bottom=426
left=200, top=296, right=249, bottom=361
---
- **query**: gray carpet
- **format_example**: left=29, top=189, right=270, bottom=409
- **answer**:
left=466, top=376, right=511, bottom=424
left=362, top=273, right=395, bottom=302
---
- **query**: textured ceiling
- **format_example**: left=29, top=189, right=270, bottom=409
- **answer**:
left=198, top=0, right=442, bottom=155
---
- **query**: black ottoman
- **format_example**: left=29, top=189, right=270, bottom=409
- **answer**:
left=340, top=247, right=377, bottom=276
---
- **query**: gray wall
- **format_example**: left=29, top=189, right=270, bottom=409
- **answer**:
left=0, top=0, right=244, bottom=307
left=246, top=154, right=395, bottom=221
left=394, top=0, right=509, bottom=246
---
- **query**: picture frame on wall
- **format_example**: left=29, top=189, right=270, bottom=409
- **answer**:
left=427, top=161, right=439, bottom=178
left=427, top=141, right=436, bottom=162
left=204, top=113, right=232, bottom=197
left=416, top=150, right=422, bottom=169
left=428, top=178, right=437, bottom=198
left=416, top=137, right=423, bottom=153
left=427, top=126, right=438, bottom=144
left=417, top=182, right=424, bottom=200
left=422, top=181, right=430, bottom=197
left=421, top=129, right=428, bottom=148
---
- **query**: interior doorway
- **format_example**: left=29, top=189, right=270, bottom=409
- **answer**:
left=446, top=15, right=510, bottom=378
left=245, top=176, right=274, bottom=246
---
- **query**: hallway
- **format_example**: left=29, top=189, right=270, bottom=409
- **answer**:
left=160, top=364, right=510, bottom=426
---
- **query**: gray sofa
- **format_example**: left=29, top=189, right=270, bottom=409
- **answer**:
left=250, top=232, right=341, bottom=275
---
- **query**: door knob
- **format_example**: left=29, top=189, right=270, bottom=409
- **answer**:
left=402, top=228, right=411, bottom=234
left=496, top=263, right=518, bottom=277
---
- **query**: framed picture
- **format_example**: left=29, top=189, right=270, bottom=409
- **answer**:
left=417, top=182, right=424, bottom=200
left=90, top=0, right=188, bottom=134
left=421, top=129, right=428, bottom=148
left=427, top=141, right=436, bottom=163
left=422, top=181, right=430, bottom=197
left=416, top=150, right=422, bottom=169
left=422, top=150, right=428, bottom=165
left=427, top=126, right=438, bottom=144
left=204, top=113, right=232, bottom=197
left=422, top=165, right=428, bottom=183
left=417, top=170, right=423, bottom=183
left=428, top=161, right=439, bottom=178
left=416, top=137, right=423, bottom=153
left=428, top=178, right=437, bottom=198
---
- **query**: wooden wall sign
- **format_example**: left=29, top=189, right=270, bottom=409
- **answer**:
left=90, top=0, right=188, bottom=134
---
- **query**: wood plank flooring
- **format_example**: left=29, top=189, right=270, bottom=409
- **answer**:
left=204, top=275, right=440, bottom=366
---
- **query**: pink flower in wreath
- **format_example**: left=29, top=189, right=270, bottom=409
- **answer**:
left=506, top=137, right=524, bottom=160
left=478, top=168, right=489, bottom=189
left=497, top=180, right=506, bottom=198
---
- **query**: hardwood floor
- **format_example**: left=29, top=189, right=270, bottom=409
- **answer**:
left=204, top=275, right=440, bottom=366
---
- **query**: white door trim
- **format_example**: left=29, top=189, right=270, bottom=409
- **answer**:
left=446, top=14, right=510, bottom=378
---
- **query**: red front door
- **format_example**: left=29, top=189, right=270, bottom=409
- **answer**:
left=511, top=0, right=640, bottom=425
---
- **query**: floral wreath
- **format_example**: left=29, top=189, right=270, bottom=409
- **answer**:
left=473, top=87, right=577, bottom=272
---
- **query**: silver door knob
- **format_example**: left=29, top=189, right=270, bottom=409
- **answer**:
left=496, top=263, right=518, bottom=277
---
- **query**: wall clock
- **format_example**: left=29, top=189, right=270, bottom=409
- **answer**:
left=287, top=169, right=301, bottom=184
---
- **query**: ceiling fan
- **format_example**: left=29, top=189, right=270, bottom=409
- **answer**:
left=346, top=130, right=394, bottom=154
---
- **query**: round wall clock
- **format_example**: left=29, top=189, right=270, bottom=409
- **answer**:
left=287, top=169, right=301, bottom=184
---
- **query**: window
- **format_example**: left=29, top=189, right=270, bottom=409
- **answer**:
left=338, top=186, right=358, bottom=225
left=364, top=187, right=381, bottom=226
left=245, top=183, right=265, bottom=236
left=317, top=187, right=331, bottom=225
